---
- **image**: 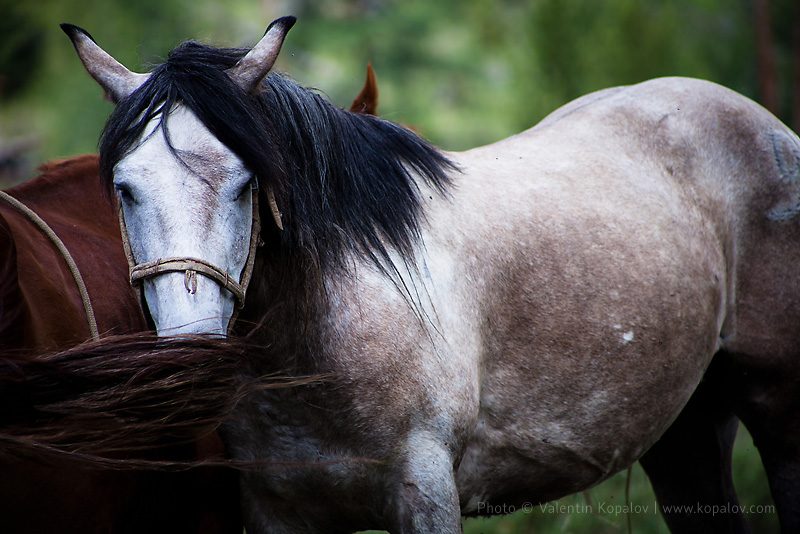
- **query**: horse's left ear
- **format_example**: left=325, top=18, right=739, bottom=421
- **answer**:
left=350, top=62, right=379, bottom=116
left=61, top=24, right=149, bottom=103
left=227, top=16, right=296, bottom=95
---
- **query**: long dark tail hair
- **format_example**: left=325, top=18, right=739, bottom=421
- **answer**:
left=0, top=333, right=294, bottom=468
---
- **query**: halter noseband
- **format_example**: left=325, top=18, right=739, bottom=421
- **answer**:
left=118, top=182, right=263, bottom=335
left=129, top=257, right=247, bottom=303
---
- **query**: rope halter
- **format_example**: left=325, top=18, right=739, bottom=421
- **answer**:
left=118, top=181, right=264, bottom=334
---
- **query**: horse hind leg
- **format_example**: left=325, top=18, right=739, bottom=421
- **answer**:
left=727, top=358, right=800, bottom=532
left=724, top=124, right=800, bottom=530
left=639, top=356, right=750, bottom=534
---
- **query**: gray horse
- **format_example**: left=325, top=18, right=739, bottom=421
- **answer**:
left=65, top=17, right=799, bottom=533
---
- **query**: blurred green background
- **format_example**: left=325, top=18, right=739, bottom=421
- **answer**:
left=1, top=0, right=798, bottom=181
left=0, top=0, right=792, bottom=531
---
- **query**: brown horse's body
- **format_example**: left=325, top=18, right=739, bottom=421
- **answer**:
left=1, top=155, right=143, bottom=349
left=0, top=155, right=241, bottom=533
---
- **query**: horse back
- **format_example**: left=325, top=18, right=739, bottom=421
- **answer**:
left=472, top=76, right=800, bottom=362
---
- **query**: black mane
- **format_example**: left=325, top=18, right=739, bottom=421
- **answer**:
left=100, top=41, right=455, bottom=276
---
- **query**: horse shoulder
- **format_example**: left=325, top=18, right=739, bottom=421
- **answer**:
left=321, top=263, right=479, bottom=422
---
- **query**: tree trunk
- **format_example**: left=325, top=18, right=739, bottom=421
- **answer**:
left=754, top=0, right=778, bottom=115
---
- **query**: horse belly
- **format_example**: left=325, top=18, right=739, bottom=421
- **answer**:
left=456, top=263, right=723, bottom=512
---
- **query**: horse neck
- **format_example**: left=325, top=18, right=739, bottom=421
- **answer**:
left=236, top=245, right=333, bottom=373
left=238, top=225, right=443, bottom=380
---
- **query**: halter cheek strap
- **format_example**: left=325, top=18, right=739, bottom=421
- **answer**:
left=118, top=183, right=262, bottom=335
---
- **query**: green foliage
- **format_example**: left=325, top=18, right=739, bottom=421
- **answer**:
left=0, top=0, right=762, bottom=169
left=0, top=2, right=45, bottom=99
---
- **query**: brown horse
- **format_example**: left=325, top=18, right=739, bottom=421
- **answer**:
left=65, top=17, right=800, bottom=534
left=349, top=62, right=378, bottom=116
left=0, top=155, right=242, bottom=533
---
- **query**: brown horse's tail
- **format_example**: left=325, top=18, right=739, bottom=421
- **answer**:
left=0, top=334, right=278, bottom=466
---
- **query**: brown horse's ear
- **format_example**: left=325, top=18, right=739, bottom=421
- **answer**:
left=227, top=16, right=296, bottom=95
left=61, top=24, right=149, bottom=104
left=350, top=62, right=379, bottom=116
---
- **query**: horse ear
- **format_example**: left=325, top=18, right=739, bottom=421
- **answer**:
left=349, top=62, right=379, bottom=116
left=227, top=16, right=296, bottom=95
left=61, top=24, right=149, bottom=104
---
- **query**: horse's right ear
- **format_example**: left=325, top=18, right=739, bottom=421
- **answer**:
left=61, top=24, right=149, bottom=104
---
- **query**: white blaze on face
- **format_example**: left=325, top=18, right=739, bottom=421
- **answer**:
left=114, top=106, right=255, bottom=336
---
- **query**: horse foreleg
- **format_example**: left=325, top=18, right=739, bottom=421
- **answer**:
left=389, top=432, right=463, bottom=534
left=639, top=358, right=749, bottom=534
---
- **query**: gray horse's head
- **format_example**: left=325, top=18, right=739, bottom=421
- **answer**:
left=63, top=18, right=295, bottom=336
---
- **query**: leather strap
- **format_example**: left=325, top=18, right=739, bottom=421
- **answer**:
left=130, top=256, right=246, bottom=304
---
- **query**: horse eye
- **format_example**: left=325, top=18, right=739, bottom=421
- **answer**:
left=114, top=182, right=135, bottom=204
left=234, top=177, right=257, bottom=201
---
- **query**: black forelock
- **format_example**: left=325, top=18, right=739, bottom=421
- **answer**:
left=99, top=42, right=279, bottom=192
left=99, top=40, right=456, bottom=276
